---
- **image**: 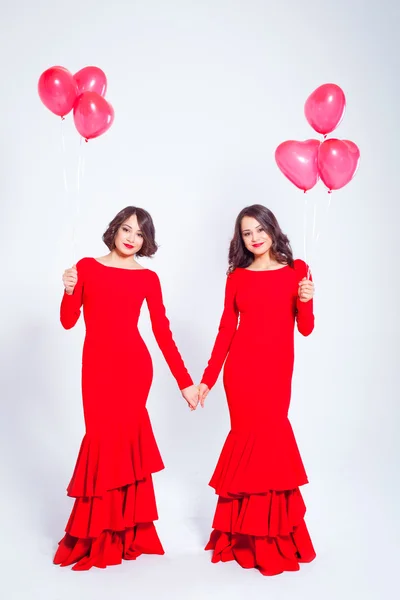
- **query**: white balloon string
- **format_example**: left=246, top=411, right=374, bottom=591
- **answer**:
left=314, top=190, right=332, bottom=246
left=81, top=146, right=86, bottom=180
left=72, top=137, right=84, bottom=263
left=312, top=197, right=317, bottom=240
left=71, top=215, right=77, bottom=264
left=306, top=189, right=332, bottom=283
left=77, top=136, right=83, bottom=197
left=60, top=119, right=68, bottom=194
left=303, top=193, right=310, bottom=279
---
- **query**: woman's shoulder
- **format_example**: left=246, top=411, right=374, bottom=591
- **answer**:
left=293, top=258, right=306, bottom=269
left=142, top=268, right=160, bottom=285
left=292, top=258, right=310, bottom=278
left=225, top=268, right=243, bottom=286
left=227, top=268, right=239, bottom=279
left=75, top=257, right=92, bottom=270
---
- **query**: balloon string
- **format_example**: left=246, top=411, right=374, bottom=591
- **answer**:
left=72, top=137, right=84, bottom=263
left=312, top=197, right=317, bottom=240
left=314, top=191, right=332, bottom=244
left=308, top=191, right=332, bottom=278
left=303, top=194, right=310, bottom=279
left=81, top=145, right=86, bottom=180
left=77, top=136, right=83, bottom=196
left=60, top=119, right=68, bottom=194
left=306, top=195, right=317, bottom=279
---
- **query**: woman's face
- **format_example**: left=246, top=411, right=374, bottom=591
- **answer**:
left=114, top=214, right=144, bottom=256
left=241, top=216, right=272, bottom=256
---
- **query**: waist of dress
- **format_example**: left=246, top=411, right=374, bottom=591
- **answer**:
left=84, top=324, right=142, bottom=338
left=234, top=320, right=295, bottom=343
left=83, top=329, right=148, bottom=352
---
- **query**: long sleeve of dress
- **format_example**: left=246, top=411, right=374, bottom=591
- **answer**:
left=294, top=259, right=314, bottom=336
left=146, top=272, right=193, bottom=390
left=60, top=260, right=84, bottom=330
left=201, top=273, right=239, bottom=390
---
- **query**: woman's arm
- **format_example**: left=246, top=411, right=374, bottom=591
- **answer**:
left=294, top=259, right=314, bottom=336
left=146, top=271, right=193, bottom=390
left=201, top=272, right=239, bottom=389
left=60, top=261, right=84, bottom=329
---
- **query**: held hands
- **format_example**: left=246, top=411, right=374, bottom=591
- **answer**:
left=181, top=385, right=200, bottom=411
left=298, top=277, right=314, bottom=303
left=63, top=265, right=78, bottom=295
left=181, top=383, right=210, bottom=410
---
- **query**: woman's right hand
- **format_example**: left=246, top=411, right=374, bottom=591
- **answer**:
left=63, top=265, right=78, bottom=295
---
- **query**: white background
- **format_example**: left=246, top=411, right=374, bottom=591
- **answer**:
left=0, top=0, right=398, bottom=598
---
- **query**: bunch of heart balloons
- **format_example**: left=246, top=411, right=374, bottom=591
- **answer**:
left=38, top=66, right=114, bottom=141
left=275, top=84, right=360, bottom=192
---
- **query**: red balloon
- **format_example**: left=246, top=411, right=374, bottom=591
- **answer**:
left=73, top=92, right=114, bottom=140
left=275, top=139, right=320, bottom=191
left=38, top=66, right=78, bottom=117
left=318, top=139, right=360, bottom=191
left=74, top=66, right=107, bottom=97
left=305, top=84, right=346, bottom=136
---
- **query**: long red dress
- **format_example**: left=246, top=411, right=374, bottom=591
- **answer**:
left=201, top=259, right=316, bottom=576
left=54, top=257, right=193, bottom=570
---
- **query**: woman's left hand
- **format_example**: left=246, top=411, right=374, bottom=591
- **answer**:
left=298, top=277, right=314, bottom=302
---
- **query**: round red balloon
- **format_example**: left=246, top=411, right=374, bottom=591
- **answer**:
left=73, top=91, right=114, bottom=140
left=74, top=66, right=107, bottom=97
left=305, top=84, right=346, bottom=136
left=318, top=139, right=360, bottom=191
left=38, top=66, right=78, bottom=117
left=275, top=139, right=321, bottom=191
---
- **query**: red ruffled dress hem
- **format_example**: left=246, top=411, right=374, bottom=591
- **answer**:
left=204, top=429, right=316, bottom=576
left=54, top=411, right=165, bottom=570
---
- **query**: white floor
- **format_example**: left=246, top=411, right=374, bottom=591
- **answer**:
left=1, top=466, right=396, bottom=600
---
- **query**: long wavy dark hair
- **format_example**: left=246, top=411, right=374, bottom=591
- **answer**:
left=102, top=206, right=158, bottom=257
left=228, top=204, right=294, bottom=273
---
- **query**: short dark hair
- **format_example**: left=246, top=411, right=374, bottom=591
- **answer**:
left=102, top=206, right=158, bottom=257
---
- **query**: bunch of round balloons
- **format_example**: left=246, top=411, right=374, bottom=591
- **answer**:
left=38, top=65, right=114, bottom=141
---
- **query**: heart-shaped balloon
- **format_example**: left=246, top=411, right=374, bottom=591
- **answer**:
left=275, top=139, right=321, bottom=191
left=74, top=66, right=107, bottom=97
left=73, top=91, right=114, bottom=140
left=305, top=84, right=346, bottom=135
left=318, top=139, right=360, bottom=191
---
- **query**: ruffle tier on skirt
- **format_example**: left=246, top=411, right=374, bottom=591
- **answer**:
left=205, top=424, right=316, bottom=576
left=54, top=411, right=165, bottom=570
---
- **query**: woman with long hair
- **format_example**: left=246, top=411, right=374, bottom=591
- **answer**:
left=198, top=204, right=316, bottom=576
left=54, top=206, right=199, bottom=570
